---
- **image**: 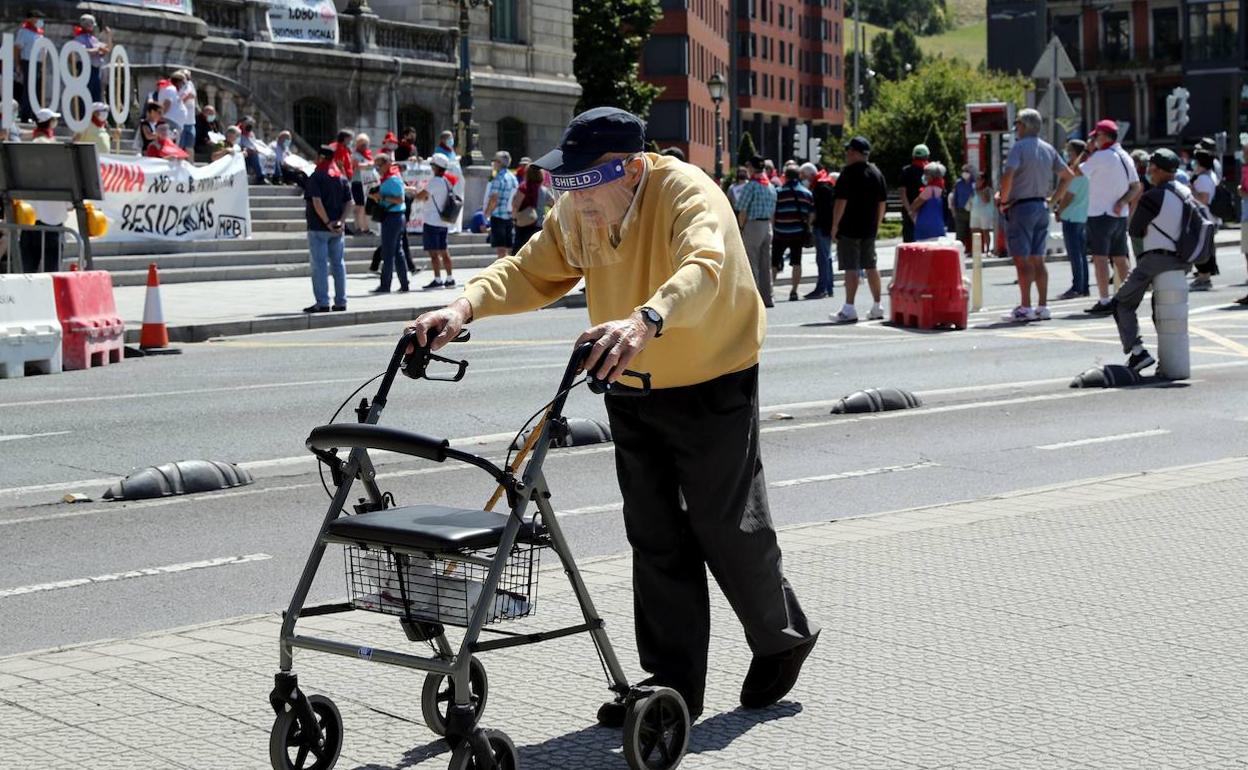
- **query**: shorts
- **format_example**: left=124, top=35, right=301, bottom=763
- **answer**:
left=489, top=216, right=513, bottom=249
left=422, top=225, right=448, bottom=252
left=836, top=237, right=877, bottom=271
left=1086, top=214, right=1129, bottom=258
left=771, top=233, right=804, bottom=269
left=350, top=181, right=366, bottom=206
left=1004, top=199, right=1049, bottom=258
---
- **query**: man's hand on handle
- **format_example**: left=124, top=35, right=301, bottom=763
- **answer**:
left=576, top=312, right=657, bottom=384
left=406, top=298, right=473, bottom=353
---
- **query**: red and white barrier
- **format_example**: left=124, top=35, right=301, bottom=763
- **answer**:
left=0, top=274, right=63, bottom=379
left=52, top=271, right=125, bottom=370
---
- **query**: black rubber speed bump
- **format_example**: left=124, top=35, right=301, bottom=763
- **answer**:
left=1070, top=365, right=1142, bottom=389
left=512, top=417, right=612, bottom=449
left=830, top=388, right=923, bottom=414
left=103, top=460, right=254, bottom=501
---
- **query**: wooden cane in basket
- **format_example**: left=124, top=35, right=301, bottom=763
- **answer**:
left=484, top=411, right=550, bottom=512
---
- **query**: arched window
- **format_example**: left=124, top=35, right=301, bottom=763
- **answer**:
left=496, top=117, right=527, bottom=159
left=293, top=97, right=336, bottom=147
left=397, top=104, right=435, bottom=157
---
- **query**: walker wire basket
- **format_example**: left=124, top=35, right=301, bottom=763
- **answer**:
left=344, top=542, right=541, bottom=627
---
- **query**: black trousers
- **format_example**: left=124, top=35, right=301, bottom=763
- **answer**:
left=20, top=227, right=61, bottom=273
left=604, top=365, right=817, bottom=712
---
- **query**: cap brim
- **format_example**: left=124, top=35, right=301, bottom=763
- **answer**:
left=532, top=147, right=603, bottom=175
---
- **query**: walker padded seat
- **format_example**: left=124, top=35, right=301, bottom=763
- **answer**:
left=327, top=505, right=545, bottom=551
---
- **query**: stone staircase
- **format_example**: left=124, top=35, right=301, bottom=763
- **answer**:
left=94, top=184, right=497, bottom=286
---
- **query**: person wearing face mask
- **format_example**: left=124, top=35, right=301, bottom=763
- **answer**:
left=271, top=130, right=296, bottom=185
left=951, top=165, right=975, bottom=254
left=407, top=107, right=819, bottom=727
left=195, top=105, right=222, bottom=161
left=15, top=9, right=44, bottom=123
left=434, top=130, right=457, bottom=162
left=73, top=15, right=109, bottom=103
left=73, top=102, right=112, bottom=155
left=1053, top=140, right=1091, bottom=299
left=1113, top=149, right=1203, bottom=373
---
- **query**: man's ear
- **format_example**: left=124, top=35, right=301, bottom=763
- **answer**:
left=625, top=156, right=645, bottom=187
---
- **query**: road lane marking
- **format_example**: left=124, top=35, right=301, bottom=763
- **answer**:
left=558, top=462, right=939, bottom=517
left=0, top=553, right=272, bottom=599
left=1034, top=429, right=1171, bottom=451
left=1189, top=326, right=1248, bottom=357
left=0, top=432, right=71, bottom=443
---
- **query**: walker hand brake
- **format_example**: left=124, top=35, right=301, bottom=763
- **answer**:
left=588, top=370, right=651, bottom=397
left=401, top=329, right=471, bottom=381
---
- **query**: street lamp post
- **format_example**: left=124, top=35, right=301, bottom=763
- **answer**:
left=453, top=0, right=490, bottom=166
left=707, top=71, right=727, bottom=183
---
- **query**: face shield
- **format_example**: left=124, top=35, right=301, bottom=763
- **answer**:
left=550, top=157, right=639, bottom=269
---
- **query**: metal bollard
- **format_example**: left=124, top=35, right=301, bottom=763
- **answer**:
left=1152, top=270, right=1189, bottom=380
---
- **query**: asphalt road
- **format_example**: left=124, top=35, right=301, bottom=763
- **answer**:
left=2, top=249, right=1247, bottom=655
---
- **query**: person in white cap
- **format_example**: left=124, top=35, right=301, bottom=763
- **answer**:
left=414, top=153, right=457, bottom=287
left=73, top=102, right=112, bottom=154
left=22, top=109, right=71, bottom=272
left=73, top=14, right=109, bottom=103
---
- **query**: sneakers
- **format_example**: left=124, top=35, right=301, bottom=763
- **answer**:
left=1128, top=350, right=1156, bottom=373
left=1085, top=300, right=1114, bottom=315
left=1190, top=278, right=1213, bottom=292
left=1034, top=305, right=1052, bottom=321
left=444, top=277, right=456, bottom=289
left=831, top=305, right=858, bottom=323
left=422, top=278, right=444, bottom=290
left=1001, top=305, right=1036, bottom=322
left=740, top=632, right=820, bottom=710
left=866, top=304, right=884, bottom=321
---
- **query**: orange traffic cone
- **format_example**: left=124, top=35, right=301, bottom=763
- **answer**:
left=139, top=263, right=170, bottom=349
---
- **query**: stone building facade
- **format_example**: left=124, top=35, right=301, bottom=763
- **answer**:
left=2, top=0, right=579, bottom=162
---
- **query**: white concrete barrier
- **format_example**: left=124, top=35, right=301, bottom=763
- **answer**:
left=1152, top=270, right=1189, bottom=380
left=0, top=274, right=63, bottom=379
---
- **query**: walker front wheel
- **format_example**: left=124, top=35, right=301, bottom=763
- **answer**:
left=447, top=728, right=518, bottom=770
left=268, top=693, right=343, bottom=770
left=421, top=656, right=489, bottom=737
left=623, top=687, right=689, bottom=770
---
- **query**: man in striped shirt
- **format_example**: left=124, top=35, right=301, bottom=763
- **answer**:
left=771, top=165, right=814, bottom=302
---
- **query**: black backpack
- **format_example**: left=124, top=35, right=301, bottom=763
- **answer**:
left=1209, top=178, right=1236, bottom=222
left=1151, top=183, right=1216, bottom=266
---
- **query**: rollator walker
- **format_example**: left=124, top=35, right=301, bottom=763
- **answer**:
left=268, top=331, right=692, bottom=770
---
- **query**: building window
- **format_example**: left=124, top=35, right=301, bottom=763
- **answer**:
left=1188, top=1, right=1238, bottom=62
left=1102, top=86, right=1133, bottom=127
left=491, top=0, right=521, bottom=43
left=397, top=104, right=434, bottom=157
left=293, top=97, right=335, bottom=146
left=1051, top=14, right=1080, bottom=68
left=496, top=117, right=527, bottom=159
left=1152, top=8, right=1181, bottom=62
left=1102, top=10, right=1130, bottom=64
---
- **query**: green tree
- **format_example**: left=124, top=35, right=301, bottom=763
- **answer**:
left=853, top=57, right=1027, bottom=177
left=847, top=0, right=947, bottom=34
left=736, top=130, right=759, bottom=165
left=869, top=33, right=900, bottom=82
left=573, top=0, right=663, bottom=118
left=892, top=25, right=923, bottom=74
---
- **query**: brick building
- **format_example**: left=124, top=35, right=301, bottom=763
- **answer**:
left=990, top=0, right=1245, bottom=146
left=641, top=0, right=845, bottom=173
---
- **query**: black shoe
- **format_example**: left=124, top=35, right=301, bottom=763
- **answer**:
left=740, top=631, right=820, bottom=710
left=444, top=277, right=456, bottom=288
left=302, top=304, right=330, bottom=313
left=369, top=287, right=390, bottom=295
left=1057, top=288, right=1081, bottom=300
left=1084, top=301, right=1113, bottom=315
left=397, top=286, right=410, bottom=293
left=1128, top=350, right=1156, bottom=373
left=596, top=679, right=703, bottom=729
left=1236, top=295, right=1248, bottom=306
left=422, top=279, right=444, bottom=290
left=331, top=305, right=347, bottom=311
left=789, top=290, right=800, bottom=301
left=803, top=290, right=828, bottom=300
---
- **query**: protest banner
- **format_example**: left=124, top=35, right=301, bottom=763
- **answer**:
left=267, top=0, right=339, bottom=45
left=94, top=153, right=251, bottom=242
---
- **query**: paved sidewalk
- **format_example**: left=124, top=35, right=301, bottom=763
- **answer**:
left=4, top=457, right=1248, bottom=769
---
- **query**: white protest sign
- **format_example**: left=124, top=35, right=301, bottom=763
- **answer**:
left=0, top=35, right=132, bottom=129
left=268, top=0, right=340, bottom=45
left=95, top=153, right=252, bottom=242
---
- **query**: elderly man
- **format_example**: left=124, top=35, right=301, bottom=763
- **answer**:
left=998, top=108, right=1075, bottom=322
left=735, top=154, right=779, bottom=306
left=1066, top=119, right=1141, bottom=314
left=485, top=151, right=518, bottom=259
left=408, top=107, right=819, bottom=725
left=1112, top=149, right=1201, bottom=373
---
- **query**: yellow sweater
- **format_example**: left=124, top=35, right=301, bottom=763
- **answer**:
left=460, top=154, right=765, bottom=389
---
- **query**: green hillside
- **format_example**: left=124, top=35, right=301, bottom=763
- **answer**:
left=846, top=12, right=986, bottom=66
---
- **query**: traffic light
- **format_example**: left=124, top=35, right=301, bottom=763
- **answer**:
left=1167, top=87, right=1190, bottom=135
left=792, top=123, right=809, bottom=160
left=808, top=136, right=822, bottom=163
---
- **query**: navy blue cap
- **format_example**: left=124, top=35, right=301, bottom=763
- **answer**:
left=533, top=107, right=646, bottom=174
left=845, top=136, right=871, bottom=153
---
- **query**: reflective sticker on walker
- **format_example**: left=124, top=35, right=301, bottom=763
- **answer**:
left=357, top=646, right=374, bottom=661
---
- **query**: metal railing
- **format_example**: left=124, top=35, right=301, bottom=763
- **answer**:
left=0, top=222, right=87, bottom=274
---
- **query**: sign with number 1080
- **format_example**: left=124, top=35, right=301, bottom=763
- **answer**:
left=1, top=33, right=132, bottom=134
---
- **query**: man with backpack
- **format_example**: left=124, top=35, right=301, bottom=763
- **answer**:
left=1114, top=149, right=1214, bottom=373
left=414, top=153, right=461, bottom=289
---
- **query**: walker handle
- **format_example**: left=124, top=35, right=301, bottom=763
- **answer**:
left=400, top=329, right=471, bottom=381
left=588, top=370, right=652, bottom=397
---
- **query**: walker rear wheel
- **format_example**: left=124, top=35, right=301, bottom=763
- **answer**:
left=623, top=687, right=689, bottom=770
